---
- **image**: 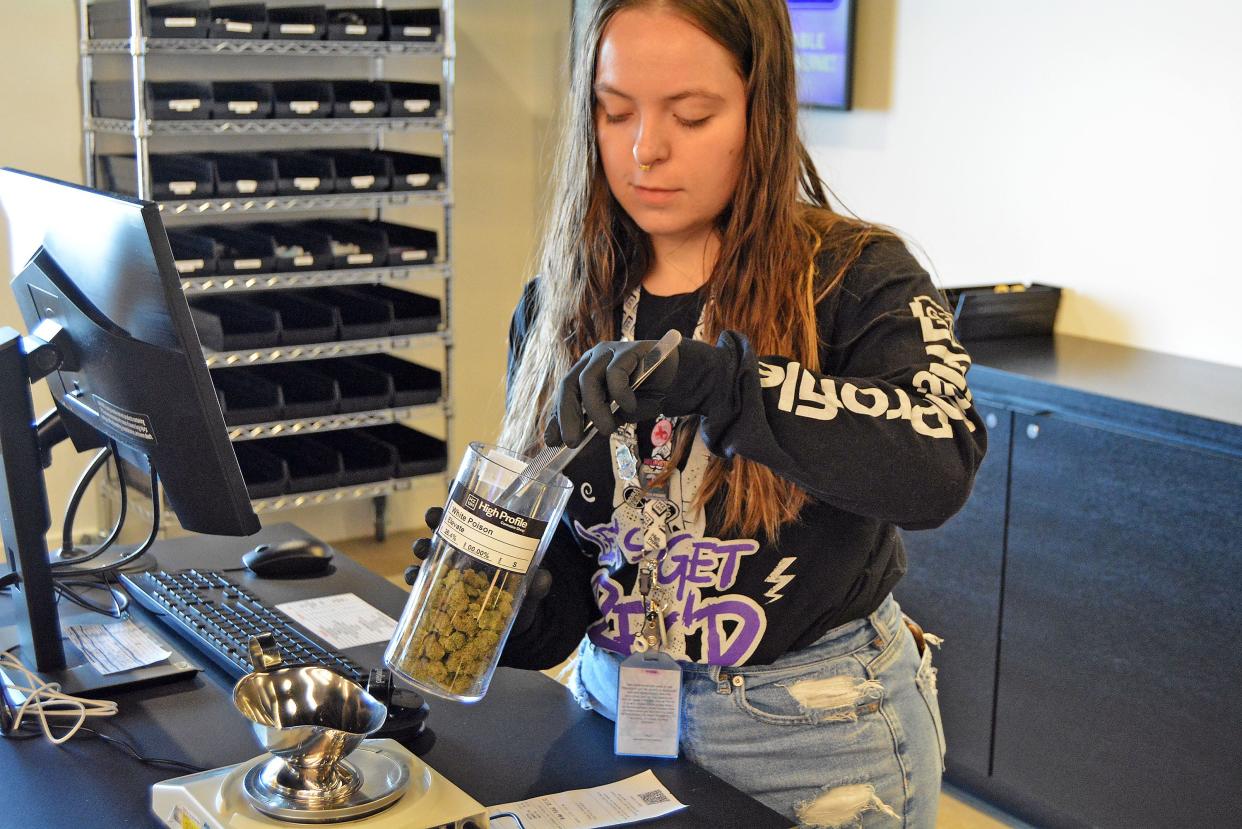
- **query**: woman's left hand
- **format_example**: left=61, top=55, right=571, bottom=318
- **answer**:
left=545, top=337, right=726, bottom=447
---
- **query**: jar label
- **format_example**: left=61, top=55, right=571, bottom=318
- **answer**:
left=436, top=484, right=547, bottom=574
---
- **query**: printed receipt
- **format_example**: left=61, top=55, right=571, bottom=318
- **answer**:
left=66, top=619, right=171, bottom=675
left=275, top=593, right=398, bottom=649
left=489, top=770, right=685, bottom=829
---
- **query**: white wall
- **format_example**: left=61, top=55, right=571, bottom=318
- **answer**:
left=806, top=0, right=1242, bottom=368
left=0, top=1, right=567, bottom=542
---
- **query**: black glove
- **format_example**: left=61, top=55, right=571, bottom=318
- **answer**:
left=545, top=336, right=726, bottom=448
left=405, top=507, right=552, bottom=637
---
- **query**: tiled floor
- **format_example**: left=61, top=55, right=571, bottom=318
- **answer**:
left=335, top=530, right=1032, bottom=828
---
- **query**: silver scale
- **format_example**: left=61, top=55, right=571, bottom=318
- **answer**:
left=152, top=636, right=489, bottom=829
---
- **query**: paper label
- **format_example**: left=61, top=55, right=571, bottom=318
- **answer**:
left=349, top=174, right=376, bottom=189
left=169, top=180, right=196, bottom=196
left=275, top=593, right=398, bottom=649
left=164, top=17, right=196, bottom=28
left=227, top=100, right=259, bottom=115
left=293, top=254, right=314, bottom=267
left=615, top=652, right=682, bottom=758
left=402, top=98, right=431, bottom=113
left=225, top=21, right=253, bottom=33
left=401, top=249, right=428, bottom=262
left=489, top=770, right=686, bottom=829
left=168, top=98, right=201, bottom=113
left=233, top=258, right=262, bottom=270
left=345, top=24, right=367, bottom=36
left=290, top=100, right=320, bottom=115
left=349, top=100, right=376, bottom=115
left=66, top=619, right=171, bottom=675
left=406, top=173, right=431, bottom=187
left=280, top=23, right=316, bottom=35
left=174, top=258, right=204, bottom=274
left=403, top=26, right=432, bottom=37
left=435, top=484, right=546, bottom=574
left=293, top=176, right=320, bottom=191
left=235, top=179, right=258, bottom=194
left=346, top=252, right=374, bottom=265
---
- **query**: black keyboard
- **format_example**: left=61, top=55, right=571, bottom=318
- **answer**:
left=120, top=568, right=366, bottom=682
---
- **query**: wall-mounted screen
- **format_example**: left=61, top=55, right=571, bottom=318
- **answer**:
left=789, top=0, right=856, bottom=110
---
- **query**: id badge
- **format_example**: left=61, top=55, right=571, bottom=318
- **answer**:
left=615, top=651, right=682, bottom=758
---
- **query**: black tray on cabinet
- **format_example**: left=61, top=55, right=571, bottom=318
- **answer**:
left=347, top=354, right=441, bottom=407
left=265, top=151, right=335, bottom=195
left=302, top=287, right=391, bottom=340
left=93, top=80, right=213, bottom=121
left=312, top=358, right=393, bottom=413
left=262, top=436, right=343, bottom=493
left=247, top=292, right=338, bottom=344
left=211, top=368, right=284, bottom=425
left=271, top=81, right=333, bottom=119
left=332, top=81, right=390, bottom=118
left=207, top=153, right=279, bottom=197
left=267, top=5, right=327, bottom=40
left=381, top=152, right=445, bottom=192
left=356, top=285, right=441, bottom=335
left=372, top=222, right=438, bottom=265
left=301, top=221, right=388, bottom=269
left=325, top=7, right=385, bottom=41
left=360, top=424, right=447, bottom=478
left=207, top=3, right=267, bottom=38
left=197, top=226, right=278, bottom=275
left=100, top=153, right=214, bottom=200
left=386, top=82, right=440, bottom=118
left=943, top=283, right=1062, bottom=341
left=386, top=8, right=441, bottom=43
left=89, top=0, right=210, bottom=39
left=251, top=363, right=341, bottom=419
left=250, top=222, right=335, bottom=271
left=315, top=430, right=397, bottom=486
left=190, top=296, right=281, bottom=350
left=325, top=150, right=392, bottom=193
left=211, top=81, right=273, bottom=120
left=167, top=229, right=220, bottom=277
left=233, top=441, right=289, bottom=498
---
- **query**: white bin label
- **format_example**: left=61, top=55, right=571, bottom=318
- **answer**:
left=235, top=179, right=258, bottom=194
left=293, top=176, right=320, bottom=191
left=280, top=23, right=317, bottom=35
left=346, top=253, right=374, bottom=265
left=225, top=21, right=253, bottom=33
left=290, top=100, right=320, bottom=115
left=233, top=259, right=262, bottom=270
left=168, top=98, right=201, bottom=113
left=436, top=485, right=548, bottom=574
left=169, top=180, right=196, bottom=196
left=402, top=99, right=431, bottom=113
left=228, top=100, right=259, bottom=115
left=164, top=17, right=196, bottom=28
left=401, top=249, right=428, bottom=262
left=350, top=175, right=376, bottom=189
left=345, top=24, right=367, bottom=36
left=405, top=173, right=430, bottom=187
left=403, top=26, right=432, bottom=37
left=175, top=258, right=204, bottom=274
left=349, top=100, right=376, bottom=115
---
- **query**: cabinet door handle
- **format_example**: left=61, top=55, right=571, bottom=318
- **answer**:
left=1026, top=423, right=1040, bottom=440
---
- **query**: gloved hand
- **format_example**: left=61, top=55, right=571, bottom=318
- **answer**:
left=544, top=336, right=726, bottom=448
left=405, top=507, right=552, bottom=637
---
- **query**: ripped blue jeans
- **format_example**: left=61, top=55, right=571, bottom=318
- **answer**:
left=570, top=594, right=945, bottom=828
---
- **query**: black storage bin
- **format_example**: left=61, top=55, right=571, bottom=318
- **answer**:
left=312, top=358, right=393, bottom=413
left=348, top=354, right=441, bottom=407
left=262, top=436, right=342, bottom=493
left=326, top=150, right=392, bottom=193
left=315, top=430, right=398, bottom=486
left=356, top=284, right=441, bottom=335
left=189, top=296, right=282, bottom=350
left=325, top=7, right=385, bottom=40
left=208, top=3, right=267, bottom=38
left=303, top=287, right=391, bottom=340
left=250, top=222, right=335, bottom=271
left=167, top=229, right=220, bottom=277
left=265, top=151, right=335, bottom=194
left=252, top=363, right=340, bottom=418
left=100, top=153, right=214, bottom=200
left=267, top=5, right=327, bottom=40
left=89, top=1, right=210, bottom=39
left=386, top=82, right=441, bottom=117
left=372, top=222, right=438, bottom=265
left=211, top=368, right=284, bottom=425
left=943, top=283, right=1062, bottom=341
left=361, top=424, right=446, bottom=478
left=198, top=226, right=278, bottom=274
left=247, top=292, right=338, bottom=344
left=386, top=8, right=441, bottom=43
left=302, top=221, right=388, bottom=268
left=93, top=80, right=213, bottom=121
left=211, top=81, right=273, bottom=120
left=232, top=441, right=289, bottom=498
left=332, top=81, right=390, bottom=118
left=271, top=81, right=333, bottom=119
left=381, top=152, right=445, bottom=192
left=207, top=153, right=278, bottom=197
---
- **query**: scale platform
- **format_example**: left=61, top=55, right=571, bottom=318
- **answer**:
left=151, top=739, right=489, bottom=829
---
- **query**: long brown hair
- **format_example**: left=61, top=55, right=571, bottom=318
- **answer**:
left=500, top=0, right=892, bottom=538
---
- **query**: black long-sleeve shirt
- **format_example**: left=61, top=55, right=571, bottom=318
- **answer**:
left=500, top=237, right=987, bottom=669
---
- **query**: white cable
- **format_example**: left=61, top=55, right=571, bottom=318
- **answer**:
left=0, top=652, right=118, bottom=745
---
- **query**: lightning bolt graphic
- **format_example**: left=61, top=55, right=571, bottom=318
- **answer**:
left=763, top=557, right=798, bottom=604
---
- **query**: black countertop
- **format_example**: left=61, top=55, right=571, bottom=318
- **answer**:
left=966, top=334, right=1242, bottom=455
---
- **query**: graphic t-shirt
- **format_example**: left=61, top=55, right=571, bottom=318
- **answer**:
left=500, top=237, right=988, bottom=668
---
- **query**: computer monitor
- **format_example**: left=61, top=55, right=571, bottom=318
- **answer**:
left=789, top=0, right=857, bottom=110
left=0, top=168, right=260, bottom=694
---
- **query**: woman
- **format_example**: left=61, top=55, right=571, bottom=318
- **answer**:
left=494, top=2, right=986, bottom=825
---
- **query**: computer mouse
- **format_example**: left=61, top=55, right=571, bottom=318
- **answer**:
left=242, top=539, right=334, bottom=578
